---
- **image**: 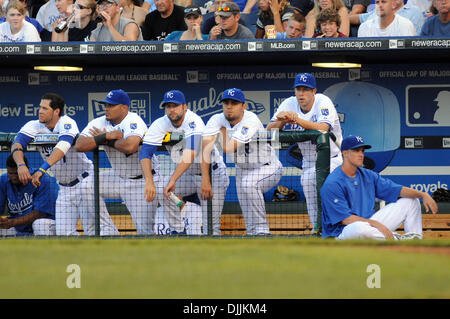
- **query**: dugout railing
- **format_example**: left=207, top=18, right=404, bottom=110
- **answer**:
left=0, top=130, right=333, bottom=237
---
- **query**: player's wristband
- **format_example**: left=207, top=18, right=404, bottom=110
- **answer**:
left=17, top=163, right=26, bottom=168
left=106, top=139, right=117, bottom=148
left=11, top=148, right=24, bottom=155
left=94, top=133, right=107, bottom=146
left=38, top=161, right=51, bottom=174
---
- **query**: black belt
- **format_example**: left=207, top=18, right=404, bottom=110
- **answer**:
left=129, top=169, right=155, bottom=179
left=59, top=171, right=89, bottom=187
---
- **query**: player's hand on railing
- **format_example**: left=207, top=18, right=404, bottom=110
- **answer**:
left=17, top=165, right=32, bottom=185
left=143, top=180, right=156, bottom=202
left=31, top=171, right=43, bottom=187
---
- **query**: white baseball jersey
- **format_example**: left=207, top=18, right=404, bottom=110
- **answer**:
left=17, top=115, right=93, bottom=185
left=143, top=109, right=224, bottom=175
left=81, top=112, right=159, bottom=179
left=271, top=94, right=342, bottom=165
left=203, top=110, right=276, bottom=170
left=36, top=0, right=65, bottom=32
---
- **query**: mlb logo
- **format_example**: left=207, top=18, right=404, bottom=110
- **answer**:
left=189, top=121, right=196, bottom=129
left=130, top=123, right=137, bottom=130
left=406, top=85, right=450, bottom=127
left=64, top=123, right=72, bottom=130
left=241, top=126, right=249, bottom=135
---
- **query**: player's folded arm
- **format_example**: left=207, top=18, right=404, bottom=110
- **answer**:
left=114, top=134, right=142, bottom=155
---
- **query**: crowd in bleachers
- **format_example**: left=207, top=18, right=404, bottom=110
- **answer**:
left=0, top=0, right=447, bottom=42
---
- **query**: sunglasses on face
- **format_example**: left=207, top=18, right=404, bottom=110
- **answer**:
left=217, top=6, right=232, bottom=11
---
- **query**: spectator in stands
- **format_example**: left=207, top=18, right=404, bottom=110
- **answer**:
left=0, top=0, right=41, bottom=41
left=313, top=7, right=348, bottom=36
left=408, top=0, right=433, bottom=17
left=202, top=0, right=251, bottom=35
left=209, top=1, right=255, bottom=39
left=420, top=0, right=449, bottom=36
left=304, top=0, right=349, bottom=37
left=351, top=0, right=424, bottom=35
left=142, top=0, right=156, bottom=12
left=0, top=155, right=56, bottom=236
left=0, top=0, right=43, bottom=33
left=166, top=4, right=209, bottom=40
left=36, top=0, right=67, bottom=41
left=51, top=0, right=97, bottom=41
left=89, top=0, right=142, bottom=41
left=119, top=0, right=147, bottom=26
left=358, top=0, right=416, bottom=36
left=289, top=0, right=315, bottom=16
left=230, top=0, right=259, bottom=14
left=275, top=11, right=306, bottom=38
left=142, top=0, right=187, bottom=40
left=254, top=0, right=295, bottom=38
left=341, top=0, right=371, bottom=36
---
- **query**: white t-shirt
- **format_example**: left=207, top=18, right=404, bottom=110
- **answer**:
left=36, top=0, right=65, bottom=32
left=271, top=94, right=342, bottom=164
left=81, top=112, right=159, bottom=179
left=0, top=20, right=41, bottom=42
left=18, top=116, right=93, bottom=184
left=143, top=109, right=225, bottom=175
left=358, top=14, right=416, bottom=37
left=203, top=110, right=277, bottom=170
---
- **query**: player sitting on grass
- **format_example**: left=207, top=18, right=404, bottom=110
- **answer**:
left=320, top=135, right=438, bottom=240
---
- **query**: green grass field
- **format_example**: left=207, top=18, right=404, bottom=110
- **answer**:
left=1, top=237, right=449, bottom=299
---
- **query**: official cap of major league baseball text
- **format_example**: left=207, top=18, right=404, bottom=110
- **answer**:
left=163, top=90, right=186, bottom=105
left=216, top=1, right=240, bottom=17
left=221, top=88, right=246, bottom=103
left=341, top=135, right=372, bottom=151
left=98, top=89, right=130, bottom=106
left=293, top=73, right=316, bottom=89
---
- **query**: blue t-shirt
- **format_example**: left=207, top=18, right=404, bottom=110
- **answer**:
left=165, top=30, right=209, bottom=41
left=320, top=166, right=403, bottom=238
left=0, top=170, right=56, bottom=235
left=420, top=15, right=450, bottom=37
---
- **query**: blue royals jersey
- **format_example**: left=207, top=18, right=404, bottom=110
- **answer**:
left=320, top=166, right=403, bottom=238
left=0, top=170, right=56, bottom=235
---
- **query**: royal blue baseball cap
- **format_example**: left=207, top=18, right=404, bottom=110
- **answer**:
left=341, top=135, right=372, bottom=151
left=220, top=88, right=246, bottom=103
left=99, top=89, right=130, bottom=106
left=293, top=73, right=316, bottom=89
left=163, top=90, right=186, bottom=105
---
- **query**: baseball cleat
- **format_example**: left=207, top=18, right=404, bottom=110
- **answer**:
left=393, top=232, right=423, bottom=240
